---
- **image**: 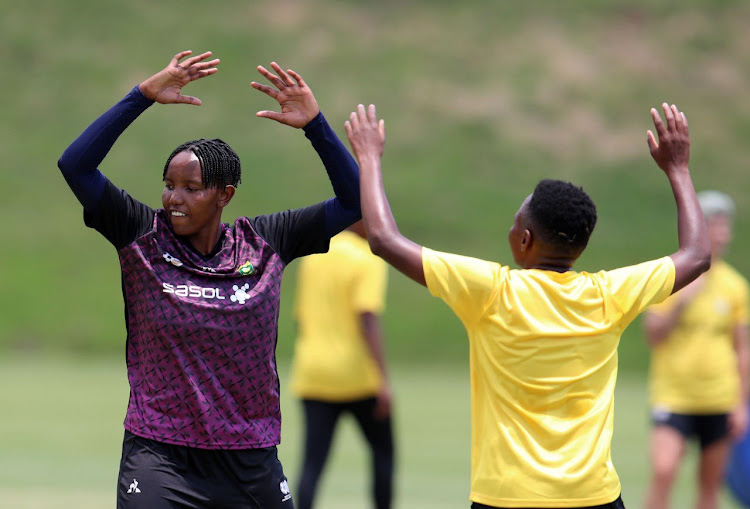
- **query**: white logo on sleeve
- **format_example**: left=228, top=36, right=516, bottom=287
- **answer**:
left=231, top=283, right=251, bottom=304
left=280, top=479, right=292, bottom=502
left=127, top=479, right=142, bottom=494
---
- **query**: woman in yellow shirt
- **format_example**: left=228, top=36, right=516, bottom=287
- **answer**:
left=344, top=101, right=710, bottom=509
left=644, top=191, right=749, bottom=509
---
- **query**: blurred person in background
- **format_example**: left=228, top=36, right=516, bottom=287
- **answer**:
left=290, top=219, right=394, bottom=509
left=644, top=190, right=749, bottom=509
left=346, top=99, right=710, bottom=509
left=57, top=50, right=360, bottom=509
left=726, top=398, right=750, bottom=508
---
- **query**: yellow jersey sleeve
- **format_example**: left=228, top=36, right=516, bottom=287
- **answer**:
left=422, top=247, right=502, bottom=326
left=352, top=253, right=388, bottom=315
left=605, top=256, right=675, bottom=323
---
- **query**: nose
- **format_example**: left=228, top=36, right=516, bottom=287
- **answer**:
left=168, top=188, right=184, bottom=206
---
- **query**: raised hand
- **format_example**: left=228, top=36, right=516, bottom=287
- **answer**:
left=344, top=104, right=386, bottom=163
left=138, top=50, right=220, bottom=106
left=252, top=63, right=319, bottom=128
left=647, top=103, right=690, bottom=174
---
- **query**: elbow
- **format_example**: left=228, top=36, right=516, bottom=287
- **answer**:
left=696, top=245, right=712, bottom=275
left=699, top=253, right=712, bottom=275
left=367, top=226, right=400, bottom=260
left=57, top=155, right=69, bottom=175
left=368, top=230, right=389, bottom=258
left=57, top=150, right=75, bottom=178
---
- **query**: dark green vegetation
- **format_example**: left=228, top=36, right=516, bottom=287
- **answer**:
left=3, top=0, right=750, bottom=372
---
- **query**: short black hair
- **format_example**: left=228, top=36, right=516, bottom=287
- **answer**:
left=163, top=138, right=242, bottom=189
left=527, top=179, right=597, bottom=253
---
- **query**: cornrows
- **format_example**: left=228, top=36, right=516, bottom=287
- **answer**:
left=162, top=138, right=242, bottom=188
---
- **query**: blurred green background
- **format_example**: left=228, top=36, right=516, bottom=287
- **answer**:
left=4, top=0, right=750, bottom=367
left=2, top=0, right=749, bottom=507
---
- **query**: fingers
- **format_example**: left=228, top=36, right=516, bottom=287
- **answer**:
left=191, top=59, right=221, bottom=72
left=180, top=51, right=214, bottom=69
left=175, top=94, right=202, bottom=106
left=194, top=67, right=219, bottom=79
left=255, top=110, right=284, bottom=123
left=347, top=104, right=381, bottom=131
left=349, top=108, right=361, bottom=132
left=681, top=112, right=689, bottom=137
left=256, top=65, right=286, bottom=90
left=650, top=107, right=666, bottom=139
left=270, top=62, right=296, bottom=87
left=646, top=129, right=658, bottom=154
left=171, top=50, right=193, bottom=66
left=250, top=81, right=280, bottom=100
left=286, top=69, right=307, bottom=89
left=662, top=102, right=676, bottom=132
left=671, top=104, right=686, bottom=136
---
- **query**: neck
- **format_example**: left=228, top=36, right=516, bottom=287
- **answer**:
left=524, top=254, right=576, bottom=272
left=188, top=225, right=223, bottom=256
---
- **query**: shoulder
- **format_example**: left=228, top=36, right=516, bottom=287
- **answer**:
left=423, top=247, right=504, bottom=272
left=714, top=261, right=749, bottom=293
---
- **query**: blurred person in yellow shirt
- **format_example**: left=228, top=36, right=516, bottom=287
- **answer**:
left=344, top=101, right=710, bottom=509
left=644, top=190, right=749, bottom=509
left=290, top=220, right=394, bottom=509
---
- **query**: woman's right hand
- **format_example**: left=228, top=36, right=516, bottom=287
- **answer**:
left=138, top=50, right=220, bottom=106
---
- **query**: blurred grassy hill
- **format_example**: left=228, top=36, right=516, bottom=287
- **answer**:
left=2, top=0, right=750, bottom=372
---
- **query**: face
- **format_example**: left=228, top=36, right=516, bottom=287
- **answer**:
left=162, top=151, right=229, bottom=243
left=706, top=213, right=733, bottom=260
left=508, top=195, right=532, bottom=267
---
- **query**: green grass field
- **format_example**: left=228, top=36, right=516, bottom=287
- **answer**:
left=0, top=354, right=743, bottom=509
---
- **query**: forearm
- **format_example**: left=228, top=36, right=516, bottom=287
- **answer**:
left=304, top=112, right=361, bottom=235
left=359, top=153, right=425, bottom=285
left=361, top=312, right=389, bottom=383
left=58, top=86, right=154, bottom=210
left=668, top=169, right=711, bottom=292
left=736, top=325, right=749, bottom=402
left=644, top=309, right=684, bottom=347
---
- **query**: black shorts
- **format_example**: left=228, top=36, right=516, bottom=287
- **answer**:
left=117, top=431, right=294, bottom=509
left=471, top=495, right=626, bottom=509
left=650, top=409, right=730, bottom=449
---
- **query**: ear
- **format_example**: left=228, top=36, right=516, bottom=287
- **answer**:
left=520, top=229, right=533, bottom=252
left=217, top=185, right=236, bottom=209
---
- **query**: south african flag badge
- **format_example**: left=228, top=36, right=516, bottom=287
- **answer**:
left=238, top=261, right=255, bottom=276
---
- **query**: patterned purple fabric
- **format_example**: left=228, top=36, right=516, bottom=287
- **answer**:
left=119, top=209, right=286, bottom=449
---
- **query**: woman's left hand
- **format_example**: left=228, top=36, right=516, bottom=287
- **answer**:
left=252, top=62, right=320, bottom=128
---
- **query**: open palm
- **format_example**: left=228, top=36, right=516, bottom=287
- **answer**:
left=139, top=50, right=220, bottom=106
left=252, top=62, right=320, bottom=128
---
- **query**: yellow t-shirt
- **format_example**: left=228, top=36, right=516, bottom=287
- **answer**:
left=648, top=260, right=749, bottom=413
left=423, top=248, right=675, bottom=508
left=290, top=231, right=387, bottom=401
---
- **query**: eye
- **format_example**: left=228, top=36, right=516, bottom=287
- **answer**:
left=164, top=184, right=174, bottom=191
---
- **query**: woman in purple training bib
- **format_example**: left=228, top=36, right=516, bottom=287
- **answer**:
left=57, top=50, right=360, bottom=509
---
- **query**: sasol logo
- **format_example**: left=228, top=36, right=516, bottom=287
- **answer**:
left=163, top=283, right=226, bottom=300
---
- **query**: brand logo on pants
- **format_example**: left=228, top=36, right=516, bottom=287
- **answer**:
left=280, top=479, right=291, bottom=502
left=127, top=479, right=141, bottom=494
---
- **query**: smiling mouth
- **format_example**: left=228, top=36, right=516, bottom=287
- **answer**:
left=170, top=211, right=187, bottom=217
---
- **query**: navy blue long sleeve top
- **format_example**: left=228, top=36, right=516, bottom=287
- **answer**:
left=57, top=86, right=361, bottom=237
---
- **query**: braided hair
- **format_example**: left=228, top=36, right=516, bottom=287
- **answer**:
left=527, top=179, right=597, bottom=253
left=163, top=138, right=242, bottom=189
